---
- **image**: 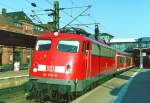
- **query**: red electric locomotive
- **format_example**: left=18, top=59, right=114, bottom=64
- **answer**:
left=26, top=32, right=134, bottom=102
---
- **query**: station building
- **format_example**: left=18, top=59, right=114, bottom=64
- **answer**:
left=0, top=8, right=54, bottom=70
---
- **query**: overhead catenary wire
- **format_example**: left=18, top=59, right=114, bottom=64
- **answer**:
left=63, top=5, right=91, bottom=28
left=0, top=0, right=94, bottom=31
left=61, top=5, right=91, bottom=10
left=72, top=1, right=95, bottom=22
left=25, top=0, right=52, bottom=14
left=70, top=0, right=74, bottom=16
left=71, top=23, right=100, bottom=26
left=25, top=0, right=53, bottom=24
left=26, top=0, right=97, bottom=32
left=31, top=10, right=43, bottom=24
left=43, top=0, right=94, bottom=30
left=61, top=10, right=93, bottom=30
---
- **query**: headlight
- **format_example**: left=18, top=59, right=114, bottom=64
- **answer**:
left=33, top=67, right=38, bottom=72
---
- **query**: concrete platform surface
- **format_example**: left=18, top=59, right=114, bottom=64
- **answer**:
left=71, top=68, right=140, bottom=103
left=0, top=70, right=29, bottom=79
left=0, top=70, right=29, bottom=89
left=119, top=69, right=150, bottom=103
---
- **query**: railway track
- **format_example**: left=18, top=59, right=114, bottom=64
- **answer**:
left=0, top=90, right=53, bottom=103
left=0, top=90, right=34, bottom=103
left=0, top=68, right=139, bottom=103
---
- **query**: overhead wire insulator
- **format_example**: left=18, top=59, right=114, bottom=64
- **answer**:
left=31, top=3, right=37, bottom=7
left=95, top=24, right=100, bottom=40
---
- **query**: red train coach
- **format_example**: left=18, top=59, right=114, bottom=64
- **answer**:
left=116, top=51, right=134, bottom=70
left=26, top=32, right=134, bottom=102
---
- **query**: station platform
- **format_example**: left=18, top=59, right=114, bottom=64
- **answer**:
left=1, top=68, right=150, bottom=103
left=0, top=70, right=29, bottom=90
left=71, top=68, right=150, bottom=103
left=115, top=68, right=150, bottom=103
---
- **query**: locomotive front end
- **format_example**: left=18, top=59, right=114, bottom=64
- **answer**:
left=27, top=33, right=85, bottom=101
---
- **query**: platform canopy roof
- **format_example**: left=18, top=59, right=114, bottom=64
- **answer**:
left=110, top=38, right=137, bottom=43
left=138, top=37, right=150, bottom=42
left=0, top=29, right=37, bottom=48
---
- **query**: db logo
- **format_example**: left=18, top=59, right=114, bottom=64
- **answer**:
left=47, top=66, right=55, bottom=72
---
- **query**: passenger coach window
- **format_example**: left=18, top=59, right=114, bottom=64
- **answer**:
left=57, top=40, right=80, bottom=53
left=36, top=40, right=51, bottom=51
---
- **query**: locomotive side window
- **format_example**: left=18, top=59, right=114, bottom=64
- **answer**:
left=91, top=43, right=100, bottom=56
left=35, top=40, right=51, bottom=51
left=57, top=40, right=80, bottom=53
left=100, top=46, right=115, bottom=58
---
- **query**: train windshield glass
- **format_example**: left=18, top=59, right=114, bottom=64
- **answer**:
left=35, top=39, right=51, bottom=51
left=57, top=40, right=80, bottom=53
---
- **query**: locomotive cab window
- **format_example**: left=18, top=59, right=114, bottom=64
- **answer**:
left=35, top=40, right=51, bottom=51
left=57, top=40, right=80, bottom=53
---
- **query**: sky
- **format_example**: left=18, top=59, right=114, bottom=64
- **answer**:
left=0, top=0, right=150, bottom=38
